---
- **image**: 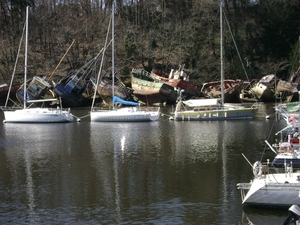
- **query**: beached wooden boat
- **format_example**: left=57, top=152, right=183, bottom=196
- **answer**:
left=53, top=53, right=101, bottom=107
left=16, top=76, right=56, bottom=106
left=54, top=70, right=95, bottom=107
left=52, top=41, right=106, bottom=108
left=239, top=79, right=260, bottom=102
left=16, top=40, right=76, bottom=107
left=150, top=66, right=199, bottom=98
left=276, top=66, right=300, bottom=103
left=97, top=75, right=135, bottom=105
left=131, top=68, right=178, bottom=105
left=200, top=79, right=243, bottom=103
left=250, top=74, right=276, bottom=102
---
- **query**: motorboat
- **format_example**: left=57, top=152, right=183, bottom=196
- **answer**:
left=173, top=97, right=258, bottom=121
left=271, top=141, right=300, bottom=168
left=173, top=6, right=259, bottom=121
left=267, top=126, right=300, bottom=168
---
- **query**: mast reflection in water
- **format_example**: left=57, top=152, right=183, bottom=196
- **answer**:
left=0, top=105, right=289, bottom=224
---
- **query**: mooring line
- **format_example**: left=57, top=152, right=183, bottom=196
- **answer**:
left=72, top=113, right=90, bottom=122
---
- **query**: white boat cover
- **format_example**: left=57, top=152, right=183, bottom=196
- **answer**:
left=182, top=99, right=219, bottom=107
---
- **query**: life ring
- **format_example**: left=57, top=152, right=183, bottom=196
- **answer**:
left=253, top=161, right=262, bottom=177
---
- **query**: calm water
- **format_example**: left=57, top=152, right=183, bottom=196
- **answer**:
left=0, top=104, right=290, bottom=224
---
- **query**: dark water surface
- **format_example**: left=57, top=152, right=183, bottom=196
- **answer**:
left=0, top=104, right=289, bottom=224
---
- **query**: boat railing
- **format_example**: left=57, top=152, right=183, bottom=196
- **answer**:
left=1, top=105, right=71, bottom=112
left=0, top=106, right=21, bottom=111
left=261, top=159, right=300, bottom=182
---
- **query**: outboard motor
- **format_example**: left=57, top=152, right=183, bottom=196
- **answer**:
left=282, top=205, right=300, bottom=225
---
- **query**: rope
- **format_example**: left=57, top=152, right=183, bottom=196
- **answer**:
left=72, top=113, right=90, bottom=122
left=259, top=117, right=277, bottom=162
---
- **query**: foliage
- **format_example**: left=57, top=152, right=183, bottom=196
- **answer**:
left=0, top=0, right=299, bottom=85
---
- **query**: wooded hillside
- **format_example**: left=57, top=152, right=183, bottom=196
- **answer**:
left=0, top=0, right=299, bottom=86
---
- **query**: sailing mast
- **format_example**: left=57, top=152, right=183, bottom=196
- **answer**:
left=90, top=12, right=112, bottom=111
left=220, top=3, right=224, bottom=107
left=112, top=2, right=115, bottom=110
left=5, top=24, right=25, bottom=107
left=23, top=6, right=29, bottom=109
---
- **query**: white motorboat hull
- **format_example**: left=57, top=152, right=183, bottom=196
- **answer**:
left=90, top=107, right=160, bottom=122
left=239, top=173, right=300, bottom=208
left=174, top=107, right=258, bottom=121
left=3, top=108, right=74, bottom=123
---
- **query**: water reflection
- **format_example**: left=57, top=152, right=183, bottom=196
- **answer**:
left=24, top=147, right=37, bottom=224
left=90, top=122, right=166, bottom=223
left=242, top=206, right=287, bottom=225
left=88, top=118, right=280, bottom=224
left=0, top=105, right=289, bottom=224
left=0, top=122, right=89, bottom=224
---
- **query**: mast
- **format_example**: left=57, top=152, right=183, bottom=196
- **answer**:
left=112, top=2, right=115, bottom=110
left=5, top=23, right=25, bottom=107
left=220, top=3, right=224, bottom=107
left=24, top=6, right=29, bottom=109
left=90, top=7, right=112, bottom=111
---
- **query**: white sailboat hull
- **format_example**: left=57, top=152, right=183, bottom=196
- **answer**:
left=1, top=7, right=74, bottom=124
left=90, top=107, right=160, bottom=122
left=3, top=108, right=74, bottom=123
left=238, top=173, right=300, bottom=208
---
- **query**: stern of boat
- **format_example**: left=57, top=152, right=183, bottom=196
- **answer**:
left=237, top=182, right=251, bottom=202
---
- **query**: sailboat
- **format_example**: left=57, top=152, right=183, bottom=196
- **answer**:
left=237, top=160, right=300, bottom=208
left=53, top=52, right=100, bottom=108
left=1, top=6, right=74, bottom=123
left=173, top=5, right=258, bottom=121
left=90, top=2, right=160, bottom=122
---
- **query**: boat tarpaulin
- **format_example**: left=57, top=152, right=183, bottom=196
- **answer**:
left=113, top=96, right=139, bottom=106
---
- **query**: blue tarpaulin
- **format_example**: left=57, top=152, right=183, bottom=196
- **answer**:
left=113, top=96, right=139, bottom=106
